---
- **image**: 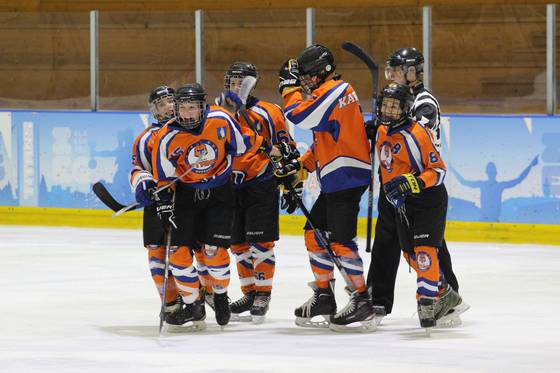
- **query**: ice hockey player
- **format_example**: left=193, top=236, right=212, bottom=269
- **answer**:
left=217, top=62, right=300, bottom=323
left=130, top=86, right=189, bottom=327
left=277, top=44, right=376, bottom=332
left=366, top=48, right=465, bottom=326
left=144, top=83, right=252, bottom=329
left=374, top=82, right=465, bottom=333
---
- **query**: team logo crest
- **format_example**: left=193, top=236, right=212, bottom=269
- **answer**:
left=217, top=126, right=226, bottom=140
left=187, top=140, right=218, bottom=174
left=379, top=141, right=393, bottom=172
left=416, top=251, right=432, bottom=272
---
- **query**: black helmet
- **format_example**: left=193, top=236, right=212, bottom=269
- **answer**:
left=174, top=83, right=208, bottom=130
left=225, top=61, right=258, bottom=85
left=376, top=83, right=414, bottom=130
left=297, top=44, right=336, bottom=92
left=148, top=86, right=175, bottom=125
left=385, top=48, right=424, bottom=83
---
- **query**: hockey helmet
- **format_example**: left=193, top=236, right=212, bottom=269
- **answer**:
left=174, top=83, right=208, bottom=130
left=377, top=83, right=414, bottom=129
left=148, top=86, right=175, bottom=125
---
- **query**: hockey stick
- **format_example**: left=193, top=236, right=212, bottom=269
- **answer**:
left=92, top=182, right=134, bottom=212
left=158, top=201, right=175, bottom=335
left=341, top=41, right=379, bottom=253
left=236, top=76, right=358, bottom=293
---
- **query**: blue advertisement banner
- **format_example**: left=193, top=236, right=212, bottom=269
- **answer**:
left=0, top=110, right=559, bottom=224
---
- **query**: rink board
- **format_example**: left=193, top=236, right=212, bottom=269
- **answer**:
left=1, top=206, right=559, bottom=246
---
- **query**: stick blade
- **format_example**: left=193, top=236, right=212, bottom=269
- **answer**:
left=341, top=42, right=378, bottom=71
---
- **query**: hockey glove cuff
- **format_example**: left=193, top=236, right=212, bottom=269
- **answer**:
left=133, top=171, right=157, bottom=207
left=383, top=173, right=424, bottom=209
left=278, top=59, right=301, bottom=95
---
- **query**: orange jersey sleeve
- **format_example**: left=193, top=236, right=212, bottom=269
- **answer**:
left=376, top=121, right=446, bottom=189
left=129, top=125, right=160, bottom=189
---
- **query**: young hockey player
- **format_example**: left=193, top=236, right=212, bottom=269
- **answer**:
left=130, top=86, right=187, bottom=324
left=366, top=48, right=464, bottom=326
left=277, top=44, right=376, bottom=332
left=217, top=62, right=299, bottom=323
left=375, top=82, right=464, bottom=332
left=144, top=83, right=251, bottom=329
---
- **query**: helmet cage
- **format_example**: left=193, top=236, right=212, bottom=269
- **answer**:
left=175, top=98, right=208, bottom=130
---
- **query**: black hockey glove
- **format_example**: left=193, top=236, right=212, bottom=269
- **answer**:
left=383, top=173, right=424, bottom=209
left=154, top=189, right=177, bottom=229
left=280, top=176, right=303, bottom=214
left=274, top=157, right=301, bottom=178
left=278, top=59, right=301, bottom=95
left=364, top=119, right=379, bottom=141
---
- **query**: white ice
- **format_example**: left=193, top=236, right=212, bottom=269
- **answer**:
left=1, top=225, right=559, bottom=372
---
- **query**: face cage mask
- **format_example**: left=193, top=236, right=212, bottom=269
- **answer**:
left=384, top=63, right=423, bottom=84
left=150, top=95, right=175, bottom=124
left=176, top=100, right=207, bottom=130
left=378, top=97, right=410, bottom=129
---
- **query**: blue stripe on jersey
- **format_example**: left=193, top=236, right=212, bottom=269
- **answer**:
left=316, top=165, right=370, bottom=193
left=154, top=131, right=179, bottom=182
left=285, top=82, right=348, bottom=128
left=252, top=104, right=278, bottom=143
left=401, top=131, right=422, bottom=174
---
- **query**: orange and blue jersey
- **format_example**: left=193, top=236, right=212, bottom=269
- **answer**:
left=129, top=122, right=163, bottom=188
left=283, top=79, right=371, bottom=193
left=152, top=106, right=251, bottom=190
left=232, top=99, right=295, bottom=186
left=376, top=120, right=446, bottom=189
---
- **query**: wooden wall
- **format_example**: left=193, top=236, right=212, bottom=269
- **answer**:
left=0, top=1, right=558, bottom=113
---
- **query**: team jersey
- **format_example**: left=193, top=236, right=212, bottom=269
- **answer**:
left=283, top=79, right=371, bottom=193
left=411, top=82, right=442, bottom=153
left=152, top=106, right=251, bottom=190
left=232, top=98, right=294, bottom=186
left=376, top=120, right=446, bottom=189
left=129, top=122, right=162, bottom=189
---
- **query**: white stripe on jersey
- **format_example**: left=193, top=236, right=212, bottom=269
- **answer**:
left=138, top=127, right=157, bottom=172
left=158, top=130, right=179, bottom=179
left=250, top=105, right=276, bottom=142
left=207, top=110, right=247, bottom=155
left=319, top=156, right=371, bottom=179
left=285, top=82, right=349, bottom=130
left=400, top=130, right=425, bottom=173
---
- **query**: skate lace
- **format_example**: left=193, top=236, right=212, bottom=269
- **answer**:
left=301, top=293, right=317, bottom=316
left=231, top=294, right=252, bottom=308
left=337, top=296, right=356, bottom=317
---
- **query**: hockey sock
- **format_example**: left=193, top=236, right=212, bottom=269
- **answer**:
left=194, top=247, right=213, bottom=295
left=231, top=243, right=255, bottom=294
left=169, top=245, right=200, bottom=304
left=203, top=245, right=231, bottom=294
left=331, top=240, right=367, bottom=293
left=250, top=241, right=275, bottom=293
left=304, top=229, right=334, bottom=288
left=147, top=245, right=179, bottom=303
left=403, top=246, right=441, bottom=299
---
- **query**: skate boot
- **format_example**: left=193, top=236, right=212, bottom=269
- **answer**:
left=417, top=297, right=437, bottom=335
left=250, top=291, right=271, bottom=324
left=213, top=292, right=231, bottom=327
left=435, top=285, right=470, bottom=328
left=330, top=290, right=376, bottom=333
left=230, top=291, right=255, bottom=322
left=353, top=286, right=386, bottom=326
left=165, top=299, right=206, bottom=333
left=294, top=280, right=336, bottom=328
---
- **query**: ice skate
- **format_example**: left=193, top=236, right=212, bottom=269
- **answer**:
left=165, top=299, right=206, bottom=333
left=214, top=292, right=231, bottom=327
left=229, top=291, right=255, bottom=322
left=294, top=281, right=336, bottom=328
left=417, top=297, right=436, bottom=336
left=435, top=286, right=470, bottom=328
left=200, top=286, right=215, bottom=311
left=250, top=291, right=271, bottom=324
left=330, top=290, right=376, bottom=333
left=354, top=286, right=386, bottom=326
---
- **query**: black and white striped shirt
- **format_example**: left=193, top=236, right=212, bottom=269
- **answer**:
left=412, top=82, right=441, bottom=153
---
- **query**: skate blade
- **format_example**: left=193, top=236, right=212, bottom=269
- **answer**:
left=230, top=313, right=253, bottom=322
left=329, top=319, right=377, bottom=333
left=374, top=314, right=385, bottom=326
left=295, top=315, right=330, bottom=328
left=424, top=327, right=432, bottom=337
left=251, top=315, right=266, bottom=325
left=166, top=320, right=207, bottom=333
left=436, top=301, right=470, bottom=328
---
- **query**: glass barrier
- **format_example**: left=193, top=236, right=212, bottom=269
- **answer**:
left=0, top=12, right=90, bottom=110
left=433, top=5, right=547, bottom=114
left=99, top=11, right=195, bottom=111
left=204, top=9, right=306, bottom=106
left=315, top=7, right=423, bottom=112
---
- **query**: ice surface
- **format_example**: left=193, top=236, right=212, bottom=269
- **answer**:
left=1, top=226, right=559, bottom=372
